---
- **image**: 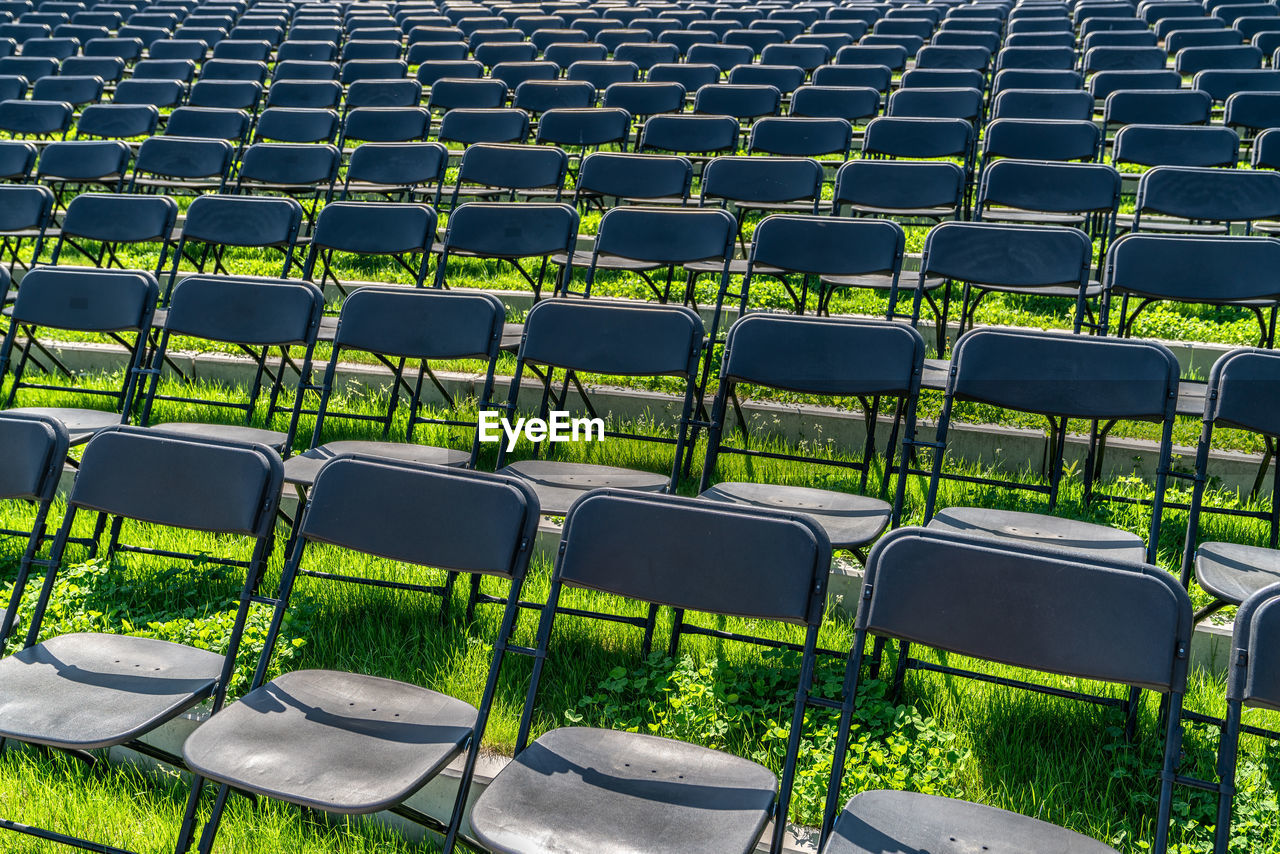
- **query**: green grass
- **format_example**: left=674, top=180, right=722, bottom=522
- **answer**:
left=0, top=369, right=1277, bottom=852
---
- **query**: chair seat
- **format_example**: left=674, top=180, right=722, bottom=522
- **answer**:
left=684, top=258, right=785, bottom=276
left=1196, top=541, right=1280, bottom=607
left=470, top=727, right=778, bottom=854
left=927, top=507, right=1147, bottom=562
left=979, top=209, right=1088, bottom=227
left=969, top=280, right=1103, bottom=299
left=5, top=406, right=121, bottom=445
left=700, top=482, right=890, bottom=549
left=498, top=459, right=669, bottom=515
left=1176, top=380, right=1207, bottom=417
left=282, top=440, right=470, bottom=486
left=148, top=421, right=289, bottom=450
left=501, top=321, right=523, bottom=351
left=316, top=314, right=339, bottom=342
left=819, top=273, right=945, bottom=291
left=824, top=790, right=1118, bottom=854
left=920, top=357, right=950, bottom=391
left=183, top=669, right=477, bottom=814
left=0, top=632, right=222, bottom=751
left=551, top=251, right=664, bottom=273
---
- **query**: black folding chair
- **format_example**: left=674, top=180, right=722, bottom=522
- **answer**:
left=166, top=194, right=304, bottom=302
left=138, top=275, right=323, bottom=456
left=920, top=327, right=1180, bottom=567
left=0, top=139, right=36, bottom=181
left=0, top=426, right=282, bottom=854
left=233, top=142, right=340, bottom=225
left=340, top=140, right=449, bottom=205
left=1104, top=233, right=1280, bottom=346
left=302, top=200, right=437, bottom=301
left=567, top=150, right=693, bottom=213
left=435, top=202, right=578, bottom=318
left=285, top=286, right=505, bottom=495
left=1179, top=349, right=1280, bottom=628
left=0, top=412, right=68, bottom=644
left=469, top=489, right=832, bottom=854
left=819, top=527, right=1191, bottom=854
left=494, top=298, right=703, bottom=515
left=47, top=192, right=177, bottom=277
left=1113, top=124, right=1242, bottom=169
left=976, top=159, right=1122, bottom=284
left=698, top=312, right=923, bottom=573
left=183, top=457, right=541, bottom=854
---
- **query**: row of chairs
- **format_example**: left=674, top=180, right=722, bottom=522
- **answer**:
left=0, top=412, right=1271, bottom=854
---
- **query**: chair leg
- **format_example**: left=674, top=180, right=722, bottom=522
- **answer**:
left=195, top=784, right=232, bottom=854
left=173, top=775, right=206, bottom=854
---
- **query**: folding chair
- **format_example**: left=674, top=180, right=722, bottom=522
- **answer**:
left=636, top=113, right=740, bottom=161
left=975, top=159, right=1122, bottom=280
left=0, top=267, right=157, bottom=444
left=494, top=299, right=703, bottom=515
left=30, top=74, right=103, bottom=108
left=1132, top=165, right=1280, bottom=235
left=285, top=286, right=505, bottom=491
left=445, top=141, right=568, bottom=206
left=233, top=142, right=340, bottom=225
left=921, top=327, right=1180, bottom=566
left=183, top=457, right=540, bottom=854
left=139, top=275, right=323, bottom=455
left=47, top=192, right=176, bottom=277
left=338, top=106, right=431, bottom=147
left=166, top=194, right=304, bottom=302
left=978, top=118, right=1102, bottom=176
left=0, top=426, right=283, bottom=854
left=129, top=136, right=235, bottom=197
left=917, top=220, right=1096, bottom=340
left=302, top=201, right=436, bottom=307
left=436, top=202, right=578, bottom=320
left=699, top=311, right=922, bottom=566
left=162, top=106, right=251, bottom=144
left=1178, top=349, right=1280, bottom=630
left=0, top=412, right=67, bottom=648
left=1104, top=233, right=1280, bottom=345
left=252, top=107, right=340, bottom=144
left=186, top=79, right=263, bottom=113
left=830, top=158, right=966, bottom=339
left=1101, top=89, right=1215, bottom=144
left=469, top=489, right=831, bottom=854
left=112, top=78, right=186, bottom=109
left=819, top=526, right=1191, bottom=854
left=860, top=115, right=976, bottom=177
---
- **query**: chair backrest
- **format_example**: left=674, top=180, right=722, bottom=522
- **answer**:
left=748, top=116, right=853, bottom=157
left=255, top=107, right=340, bottom=143
left=331, top=286, right=505, bottom=364
left=164, top=106, right=250, bottom=142
left=69, top=426, right=282, bottom=539
left=346, top=78, right=422, bottom=109
left=575, top=151, right=692, bottom=202
left=451, top=141, right=567, bottom=193
left=858, top=527, right=1191, bottom=693
left=1104, top=89, right=1214, bottom=128
left=0, top=412, right=68, bottom=504
left=36, top=139, right=129, bottom=183
left=991, top=88, right=1094, bottom=121
left=945, top=325, right=1180, bottom=421
left=180, top=194, right=303, bottom=250
left=591, top=205, right=735, bottom=266
left=517, top=298, right=703, bottom=378
left=637, top=113, right=740, bottom=154
left=978, top=159, right=1122, bottom=217
left=982, top=118, right=1101, bottom=162
left=555, top=489, right=830, bottom=628
left=133, top=135, right=234, bottom=181
left=161, top=275, right=323, bottom=347
left=833, top=158, right=966, bottom=214
left=0, top=99, right=72, bottom=137
left=789, top=84, right=880, bottom=121
left=1229, top=581, right=1280, bottom=711
left=535, top=107, right=631, bottom=147
left=340, top=106, right=431, bottom=144
left=307, top=201, right=435, bottom=259
left=0, top=183, right=53, bottom=232
left=1106, top=232, right=1280, bottom=303
left=602, top=79, right=685, bottom=115
left=1113, top=124, right=1241, bottom=168
left=698, top=155, right=823, bottom=207
left=57, top=192, right=176, bottom=245
left=861, top=115, right=973, bottom=159
left=1135, top=166, right=1280, bottom=226
left=0, top=139, right=36, bottom=180
left=1193, top=68, right=1280, bottom=102
left=345, top=141, right=448, bottom=192
left=693, top=82, right=782, bottom=120
left=298, top=456, right=539, bottom=582
left=7, top=266, right=156, bottom=334
left=886, top=86, right=984, bottom=121
left=237, top=142, right=341, bottom=188
left=513, top=79, right=595, bottom=113
left=921, top=221, right=1093, bottom=293
left=749, top=213, right=905, bottom=280
left=438, top=107, right=531, bottom=146
left=438, top=201, right=579, bottom=262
